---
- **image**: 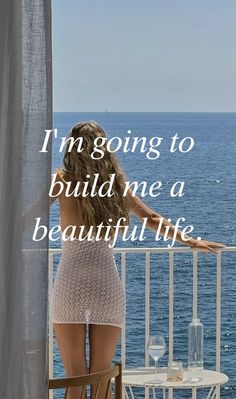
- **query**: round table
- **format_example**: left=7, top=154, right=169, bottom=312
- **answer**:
left=122, top=367, right=228, bottom=399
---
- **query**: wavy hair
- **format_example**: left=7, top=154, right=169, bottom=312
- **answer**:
left=57, top=121, right=131, bottom=238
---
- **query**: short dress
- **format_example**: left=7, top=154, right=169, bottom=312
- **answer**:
left=51, top=236, right=126, bottom=328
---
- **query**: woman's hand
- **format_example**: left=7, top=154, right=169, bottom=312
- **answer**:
left=189, top=238, right=225, bottom=253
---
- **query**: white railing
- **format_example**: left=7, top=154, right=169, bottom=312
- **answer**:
left=48, top=246, right=236, bottom=399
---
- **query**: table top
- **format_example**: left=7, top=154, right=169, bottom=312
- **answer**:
left=122, top=367, right=229, bottom=389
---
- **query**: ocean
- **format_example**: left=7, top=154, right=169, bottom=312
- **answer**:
left=50, top=112, right=236, bottom=398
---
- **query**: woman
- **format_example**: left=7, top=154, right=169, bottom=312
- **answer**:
left=50, top=121, right=223, bottom=399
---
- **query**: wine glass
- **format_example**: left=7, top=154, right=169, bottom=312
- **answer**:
left=147, top=335, right=166, bottom=383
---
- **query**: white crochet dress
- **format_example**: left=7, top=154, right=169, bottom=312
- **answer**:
left=51, top=237, right=126, bottom=328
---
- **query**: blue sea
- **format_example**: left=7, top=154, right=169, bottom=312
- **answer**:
left=50, top=112, right=236, bottom=398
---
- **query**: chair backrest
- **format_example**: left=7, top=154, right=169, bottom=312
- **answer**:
left=48, top=361, right=122, bottom=399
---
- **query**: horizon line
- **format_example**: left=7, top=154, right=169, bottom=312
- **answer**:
left=53, top=110, right=236, bottom=114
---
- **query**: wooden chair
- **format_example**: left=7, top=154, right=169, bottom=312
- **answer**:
left=48, top=361, right=122, bottom=399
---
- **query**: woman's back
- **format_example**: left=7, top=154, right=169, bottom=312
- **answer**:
left=58, top=185, right=85, bottom=238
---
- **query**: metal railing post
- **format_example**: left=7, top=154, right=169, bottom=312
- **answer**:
left=145, top=252, right=150, bottom=399
left=168, top=252, right=174, bottom=399
left=48, top=252, right=54, bottom=399
left=216, top=252, right=222, bottom=399
left=121, top=252, right=126, bottom=369
left=191, top=251, right=198, bottom=399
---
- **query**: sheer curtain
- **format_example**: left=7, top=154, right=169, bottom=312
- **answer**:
left=0, top=1, right=52, bottom=398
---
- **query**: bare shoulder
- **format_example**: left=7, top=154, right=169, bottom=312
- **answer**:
left=51, top=169, right=64, bottom=185
left=50, top=169, right=66, bottom=204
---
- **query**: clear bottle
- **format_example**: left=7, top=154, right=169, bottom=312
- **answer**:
left=188, top=318, right=204, bottom=382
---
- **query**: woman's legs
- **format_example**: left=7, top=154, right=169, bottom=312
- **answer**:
left=53, top=323, right=121, bottom=399
left=89, top=324, right=121, bottom=399
left=53, top=323, right=88, bottom=399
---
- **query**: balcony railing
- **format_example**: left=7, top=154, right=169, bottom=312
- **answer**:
left=48, top=246, right=236, bottom=399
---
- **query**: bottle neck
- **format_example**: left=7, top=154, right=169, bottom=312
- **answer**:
left=192, top=318, right=200, bottom=323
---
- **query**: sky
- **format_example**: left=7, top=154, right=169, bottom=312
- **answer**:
left=52, top=1, right=236, bottom=112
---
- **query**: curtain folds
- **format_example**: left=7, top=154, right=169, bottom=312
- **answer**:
left=0, top=1, right=52, bottom=398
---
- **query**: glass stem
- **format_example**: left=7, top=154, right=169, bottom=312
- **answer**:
left=155, top=358, right=158, bottom=377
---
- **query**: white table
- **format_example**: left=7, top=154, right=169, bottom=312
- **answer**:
left=122, top=367, right=228, bottom=399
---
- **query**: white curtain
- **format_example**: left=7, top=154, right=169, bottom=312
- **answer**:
left=0, top=1, right=52, bottom=398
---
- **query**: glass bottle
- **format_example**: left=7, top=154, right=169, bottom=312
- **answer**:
left=188, top=318, right=204, bottom=382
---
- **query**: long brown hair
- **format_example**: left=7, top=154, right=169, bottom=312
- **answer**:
left=57, top=121, right=131, bottom=238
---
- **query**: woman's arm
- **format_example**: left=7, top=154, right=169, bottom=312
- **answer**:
left=127, top=191, right=225, bottom=253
